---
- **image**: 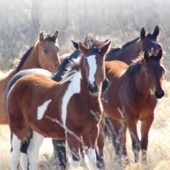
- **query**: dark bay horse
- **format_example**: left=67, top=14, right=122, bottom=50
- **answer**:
left=101, top=49, right=165, bottom=164
left=0, top=31, right=60, bottom=124
left=7, top=40, right=111, bottom=170
left=106, top=25, right=162, bottom=64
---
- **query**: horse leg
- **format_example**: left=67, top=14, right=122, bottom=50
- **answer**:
left=96, top=120, right=105, bottom=169
left=83, top=126, right=100, bottom=170
left=141, top=115, right=154, bottom=163
left=67, top=133, right=81, bottom=169
left=11, top=134, right=21, bottom=170
left=27, top=131, right=44, bottom=170
left=52, top=139, right=67, bottom=168
left=126, top=116, right=140, bottom=162
left=109, top=118, right=128, bottom=166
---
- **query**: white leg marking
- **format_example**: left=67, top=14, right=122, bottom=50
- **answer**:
left=27, top=131, right=44, bottom=170
left=61, top=71, right=82, bottom=127
left=87, top=55, right=97, bottom=86
left=37, top=99, right=52, bottom=120
left=69, top=157, right=80, bottom=169
left=20, top=153, right=28, bottom=170
left=11, top=134, right=21, bottom=170
left=85, top=148, right=98, bottom=170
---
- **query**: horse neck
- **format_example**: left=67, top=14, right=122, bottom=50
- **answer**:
left=122, top=38, right=141, bottom=64
left=20, top=45, right=40, bottom=70
left=131, top=67, right=151, bottom=97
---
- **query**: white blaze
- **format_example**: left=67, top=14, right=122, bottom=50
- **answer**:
left=87, top=55, right=97, bottom=85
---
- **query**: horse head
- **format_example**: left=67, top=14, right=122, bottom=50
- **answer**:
left=140, top=26, right=162, bottom=55
left=79, top=40, right=111, bottom=96
left=35, top=31, right=60, bottom=72
left=142, top=49, right=165, bottom=99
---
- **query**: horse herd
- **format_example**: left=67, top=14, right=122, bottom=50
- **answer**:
left=0, top=25, right=165, bottom=170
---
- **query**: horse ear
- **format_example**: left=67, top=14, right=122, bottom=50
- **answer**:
left=156, top=49, right=163, bottom=60
left=53, top=31, right=58, bottom=40
left=39, top=32, right=44, bottom=41
left=71, top=40, right=79, bottom=50
left=144, top=51, right=150, bottom=60
left=79, top=42, right=88, bottom=54
left=101, top=41, right=111, bottom=55
left=140, top=27, right=146, bottom=39
left=153, top=25, right=159, bottom=37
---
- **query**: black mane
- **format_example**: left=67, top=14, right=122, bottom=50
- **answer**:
left=52, top=50, right=80, bottom=82
left=14, top=47, right=33, bottom=74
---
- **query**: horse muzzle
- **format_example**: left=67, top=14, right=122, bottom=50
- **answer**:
left=87, top=83, right=99, bottom=96
left=155, top=90, right=164, bottom=99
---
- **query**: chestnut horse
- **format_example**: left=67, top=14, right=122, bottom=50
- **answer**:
left=0, top=31, right=60, bottom=124
left=7, top=40, right=111, bottom=170
left=101, top=49, right=165, bottom=164
left=106, top=25, right=162, bottom=64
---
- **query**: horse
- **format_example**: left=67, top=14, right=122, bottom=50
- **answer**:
left=106, top=25, right=162, bottom=64
left=6, top=40, right=111, bottom=170
left=0, top=30, right=60, bottom=124
left=100, top=49, right=165, bottom=165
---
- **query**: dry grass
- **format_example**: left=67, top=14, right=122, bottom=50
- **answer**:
left=0, top=81, right=170, bottom=170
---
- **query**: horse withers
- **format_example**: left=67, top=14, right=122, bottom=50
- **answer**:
left=7, top=40, right=111, bottom=170
left=101, top=49, right=165, bottom=165
left=0, top=31, right=60, bottom=124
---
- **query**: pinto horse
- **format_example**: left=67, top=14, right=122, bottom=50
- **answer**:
left=0, top=31, right=60, bottom=124
left=101, top=49, right=165, bottom=164
left=106, top=25, right=162, bottom=64
left=7, top=40, right=111, bottom=170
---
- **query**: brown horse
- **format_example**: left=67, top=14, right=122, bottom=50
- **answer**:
left=101, top=49, right=165, bottom=164
left=106, top=25, right=162, bottom=64
left=7, top=40, right=111, bottom=170
left=0, top=31, right=60, bottom=124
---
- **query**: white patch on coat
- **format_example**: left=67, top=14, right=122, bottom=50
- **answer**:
left=37, top=99, right=52, bottom=120
left=61, top=70, right=82, bottom=127
left=87, top=55, right=97, bottom=85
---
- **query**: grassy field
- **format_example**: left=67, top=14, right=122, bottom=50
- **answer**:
left=0, top=80, right=170, bottom=170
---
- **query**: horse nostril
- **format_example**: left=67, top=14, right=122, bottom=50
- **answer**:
left=87, top=83, right=99, bottom=95
left=155, top=90, right=164, bottom=99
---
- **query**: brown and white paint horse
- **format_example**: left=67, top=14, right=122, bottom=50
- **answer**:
left=0, top=31, right=60, bottom=124
left=7, top=40, right=111, bottom=170
left=100, top=49, right=165, bottom=165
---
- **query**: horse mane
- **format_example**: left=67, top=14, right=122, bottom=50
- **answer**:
left=52, top=50, right=80, bottom=82
left=52, top=51, right=82, bottom=83
left=59, top=56, right=82, bottom=84
left=14, top=47, right=33, bottom=74
left=122, top=37, right=140, bottom=49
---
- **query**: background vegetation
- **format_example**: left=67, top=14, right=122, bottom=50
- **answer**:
left=0, top=0, right=170, bottom=169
